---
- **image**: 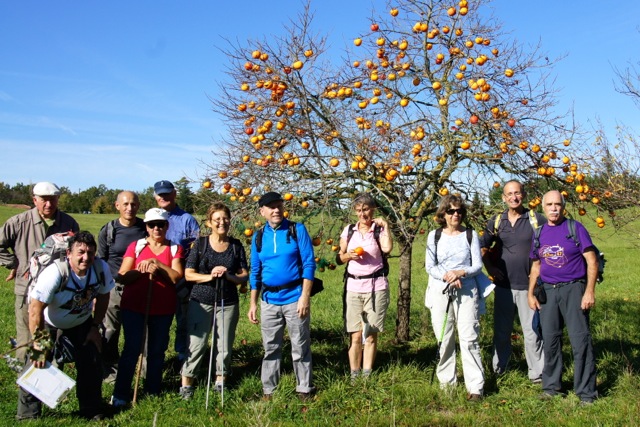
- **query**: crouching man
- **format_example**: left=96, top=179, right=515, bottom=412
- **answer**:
left=17, top=231, right=115, bottom=421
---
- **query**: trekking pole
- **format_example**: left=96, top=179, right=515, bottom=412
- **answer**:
left=220, top=276, right=225, bottom=409
left=205, top=278, right=221, bottom=411
left=133, top=274, right=153, bottom=405
left=431, top=283, right=455, bottom=383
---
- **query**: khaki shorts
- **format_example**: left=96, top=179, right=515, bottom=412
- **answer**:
left=345, top=289, right=390, bottom=333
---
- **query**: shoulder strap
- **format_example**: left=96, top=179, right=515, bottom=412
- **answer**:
left=493, top=214, right=501, bottom=235
left=346, top=224, right=356, bottom=245
left=528, top=209, right=539, bottom=230
left=255, top=226, right=265, bottom=253
left=287, top=221, right=298, bottom=244
left=434, top=227, right=443, bottom=265
left=106, top=219, right=118, bottom=247
left=466, top=228, right=473, bottom=265
left=54, top=259, right=71, bottom=293
left=566, top=219, right=580, bottom=247
left=533, top=223, right=544, bottom=250
left=134, top=238, right=148, bottom=258
left=197, top=236, right=208, bottom=260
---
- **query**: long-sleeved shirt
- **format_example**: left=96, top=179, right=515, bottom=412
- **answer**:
left=250, top=219, right=316, bottom=305
left=425, top=228, right=483, bottom=285
left=0, top=208, right=79, bottom=295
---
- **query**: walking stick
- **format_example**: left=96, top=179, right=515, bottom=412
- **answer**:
left=205, top=278, right=221, bottom=410
left=220, top=277, right=225, bottom=409
left=431, top=283, right=455, bottom=383
left=133, top=274, right=153, bottom=405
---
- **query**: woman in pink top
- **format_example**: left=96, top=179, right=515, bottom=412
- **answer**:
left=336, top=193, right=393, bottom=381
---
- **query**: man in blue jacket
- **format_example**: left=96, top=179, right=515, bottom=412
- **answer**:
left=248, top=192, right=316, bottom=400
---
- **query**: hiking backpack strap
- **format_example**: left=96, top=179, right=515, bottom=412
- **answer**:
left=434, top=227, right=473, bottom=265
left=528, top=209, right=539, bottom=230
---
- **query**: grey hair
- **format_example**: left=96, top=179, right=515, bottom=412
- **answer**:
left=353, top=192, right=376, bottom=208
left=542, top=190, right=566, bottom=207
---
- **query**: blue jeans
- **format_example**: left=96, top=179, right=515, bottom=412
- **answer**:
left=113, top=310, right=173, bottom=401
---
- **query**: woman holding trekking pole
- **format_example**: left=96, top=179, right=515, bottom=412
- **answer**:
left=179, top=202, right=248, bottom=400
left=424, top=195, right=484, bottom=401
left=110, top=208, right=184, bottom=408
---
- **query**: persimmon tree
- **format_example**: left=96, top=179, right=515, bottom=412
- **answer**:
left=201, top=0, right=612, bottom=341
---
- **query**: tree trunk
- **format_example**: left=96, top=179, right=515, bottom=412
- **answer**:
left=395, top=240, right=413, bottom=342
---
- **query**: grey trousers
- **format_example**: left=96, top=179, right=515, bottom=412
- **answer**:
left=492, top=287, right=544, bottom=380
left=539, top=281, right=597, bottom=401
left=260, top=300, right=313, bottom=394
left=181, top=299, right=239, bottom=379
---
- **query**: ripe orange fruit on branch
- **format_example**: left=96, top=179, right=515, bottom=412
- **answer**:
left=312, top=237, right=322, bottom=246
left=283, top=193, right=294, bottom=201
left=244, top=228, right=254, bottom=237
left=203, top=181, right=211, bottom=189
left=292, top=61, right=304, bottom=70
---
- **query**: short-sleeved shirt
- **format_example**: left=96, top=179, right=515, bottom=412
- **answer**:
left=479, top=210, right=545, bottom=290
left=186, top=237, right=247, bottom=306
left=340, top=224, right=389, bottom=293
left=97, top=218, right=147, bottom=276
left=30, top=259, right=115, bottom=329
left=530, top=219, right=594, bottom=284
left=120, top=240, right=184, bottom=316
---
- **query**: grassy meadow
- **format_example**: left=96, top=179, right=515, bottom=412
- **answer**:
left=0, top=205, right=639, bottom=426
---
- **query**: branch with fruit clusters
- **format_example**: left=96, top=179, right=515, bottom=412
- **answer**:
left=2, top=329, right=54, bottom=372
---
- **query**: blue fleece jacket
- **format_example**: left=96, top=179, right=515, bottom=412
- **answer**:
left=250, top=219, right=316, bottom=305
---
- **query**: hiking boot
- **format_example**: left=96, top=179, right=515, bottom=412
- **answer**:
left=467, top=393, right=483, bottom=402
left=262, top=393, right=272, bottom=402
left=179, top=386, right=195, bottom=400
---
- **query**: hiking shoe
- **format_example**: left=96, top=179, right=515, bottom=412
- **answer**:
left=110, top=396, right=128, bottom=409
left=297, top=392, right=314, bottom=402
left=539, top=391, right=565, bottom=400
left=467, top=393, right=483, bottom=402
left=262, top=393, right=272, bottom=402
left=179, top=386, right=195, bottom=400
left=531, top=377, right=543, bottom=385
left=214, top=381, right=224, bottom=393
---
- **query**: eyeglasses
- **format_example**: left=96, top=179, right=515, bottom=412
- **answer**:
left=445, top=208, right=463, bottom=215
left=147, top=221, right=166, bottom=229
left=504, top=192, right=523, bottom=198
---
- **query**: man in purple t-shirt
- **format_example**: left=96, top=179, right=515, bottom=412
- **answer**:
left=527, top=190, right=598, bottom=404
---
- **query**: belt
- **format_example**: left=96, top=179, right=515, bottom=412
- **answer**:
left=346, top=268, right=387, bottom=281
left=543, top=279, right=585, bottom=288
left=262, top=279, right=302, bottom=293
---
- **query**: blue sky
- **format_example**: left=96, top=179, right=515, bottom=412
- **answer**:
left=1, top=1, right=639, bottom=192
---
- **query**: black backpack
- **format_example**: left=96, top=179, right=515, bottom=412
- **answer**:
left=433, top=227, right=474, bottom=265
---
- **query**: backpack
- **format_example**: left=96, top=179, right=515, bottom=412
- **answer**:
left=533, top=219, right=606, bottom=283
left=433, top=227, right=473, bottom=265
left=27, top=232, right=106, bottom=301
left=27, top=232, right=75, bottom=298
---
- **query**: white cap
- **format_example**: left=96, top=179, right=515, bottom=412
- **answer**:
left=144, top=208, right=169, bottom=222
left=32, top=182, right=61, bottom=196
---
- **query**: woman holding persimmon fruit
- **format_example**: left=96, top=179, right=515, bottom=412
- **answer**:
left=336, top=193, right=393, bottom=382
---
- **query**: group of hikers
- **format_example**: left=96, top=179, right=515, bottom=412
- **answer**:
left=0, top=179, right=600, bottom=420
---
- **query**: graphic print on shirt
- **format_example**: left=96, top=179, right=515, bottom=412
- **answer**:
left=59, top=272, right=100, bottom=316
left=539, top=243, right=567, bottom=269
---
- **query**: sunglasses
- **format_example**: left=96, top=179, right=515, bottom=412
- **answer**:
left=445, top=208, right=463, bottom=215
left=147, top=221, right=166, bottom=229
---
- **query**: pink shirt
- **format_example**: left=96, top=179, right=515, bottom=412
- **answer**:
left=341, top=224, right=389, bottom=293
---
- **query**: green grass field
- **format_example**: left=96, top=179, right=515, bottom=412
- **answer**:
left=1, top=205, right=639, bottom=426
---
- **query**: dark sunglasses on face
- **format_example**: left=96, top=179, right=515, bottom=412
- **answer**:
left=445, top=208, right=463, bottom=215
left=147, top=221, right=166, bottom=229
